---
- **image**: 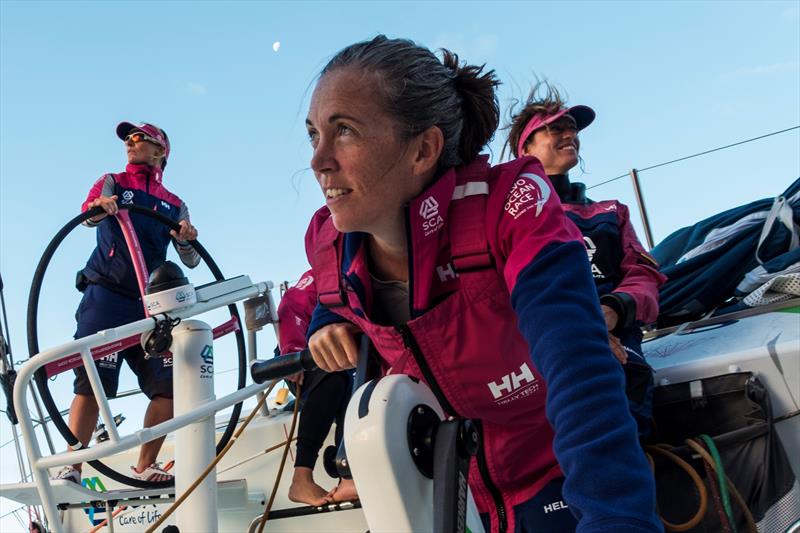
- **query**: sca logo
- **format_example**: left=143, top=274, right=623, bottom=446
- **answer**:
left=583, top=236, right=604, bottom=279
left=175, top=290, right=192, bottom=303
left=121, top=190, right=135, bottom=204
left=200, top=345, right=214, bottom=377
left=419, top=196, right=444, bottom=236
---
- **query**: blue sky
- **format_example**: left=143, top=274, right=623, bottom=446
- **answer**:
left=1, top=1, right=798, bottom=529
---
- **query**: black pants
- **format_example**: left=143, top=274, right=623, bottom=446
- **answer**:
left=294, top=370, right=351, bottom=470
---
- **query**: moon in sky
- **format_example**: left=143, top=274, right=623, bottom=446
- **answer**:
left=272, top=41, right=281, bottom=52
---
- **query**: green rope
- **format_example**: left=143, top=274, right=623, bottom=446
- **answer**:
left=699, top=434, right=736, bottom=533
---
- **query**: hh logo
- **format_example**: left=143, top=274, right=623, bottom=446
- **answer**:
left=98, top=352, right=118, bottom=369
left=437, top=262, right=458, bottom=282
left=121, top=190, right=134, bottom=204
left=487, top=363, right=539, bottom=402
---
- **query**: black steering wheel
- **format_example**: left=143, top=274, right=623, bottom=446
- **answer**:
left=27, top=204, right=247, bottom=489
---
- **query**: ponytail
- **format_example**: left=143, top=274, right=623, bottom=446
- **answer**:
left=442, top=50, right=500, bottom=165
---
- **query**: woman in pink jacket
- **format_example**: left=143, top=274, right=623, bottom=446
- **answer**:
left=506, top=82, right=667, bottom=435
left=301, top=36, right=661, bottom=533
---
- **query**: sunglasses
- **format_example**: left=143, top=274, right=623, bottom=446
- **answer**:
left=124, top=132, right=161, bottom=145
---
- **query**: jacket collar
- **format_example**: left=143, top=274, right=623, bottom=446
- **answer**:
left=549, top=173, right=589, bottom=204
left=334, top=156, right=491, bottom=316
left=125, top=163, right=162, bottom=186
left=406, top=155, right=491, bottom=313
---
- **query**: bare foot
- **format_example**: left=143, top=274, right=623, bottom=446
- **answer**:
left=288, top=467, right=330, bottom=506
left=328, top=478, right=359, bottom=503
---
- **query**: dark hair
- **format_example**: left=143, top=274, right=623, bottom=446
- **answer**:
left=504, top=80, right=567, bottom=159
left=321, top=35, right=500, bottom=170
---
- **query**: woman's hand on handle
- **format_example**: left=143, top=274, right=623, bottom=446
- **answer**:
left=308, top=322, right=361, bottom=372
left=170, top=219, right=198, bottom=241
left=87, top=195, right=119, bottom=222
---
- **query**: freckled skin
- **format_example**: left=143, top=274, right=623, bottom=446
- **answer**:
left=307, top=68, right=424, bottom=237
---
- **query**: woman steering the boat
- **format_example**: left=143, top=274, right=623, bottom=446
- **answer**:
left=301, top=36, right=661, bottom=533
left=506, top=82, right=667, bottom=435
left=276, top=271, right=354, bottom=505
left=56, top=122, right=200, bottom=485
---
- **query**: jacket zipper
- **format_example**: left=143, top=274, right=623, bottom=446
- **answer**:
left=396, top=324, right=507, bottom=533
left=473, top=420, right=507, bottom=533
left=397, top=324, right=456, bottom=415
left=403, top=204, right=415, bottom=320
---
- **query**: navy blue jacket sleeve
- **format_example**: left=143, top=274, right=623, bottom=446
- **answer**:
left=307, top=302, right=348, bottom=341
left=511, top=240, right=662, bottom=533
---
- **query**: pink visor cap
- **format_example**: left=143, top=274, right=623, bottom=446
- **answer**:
left=516, top=105, right=595, bottom=157
left=116, top=122, right=171, bottom=164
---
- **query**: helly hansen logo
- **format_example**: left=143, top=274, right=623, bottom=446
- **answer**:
left=543, top=500, right=569, bottom=514
left=420, top=196, right=444, bottom=236
left=487, top=363, right=539, bottom=404
left=98, top=353, right=119, bottom=369
left=437, top=263, right=458, bottom=282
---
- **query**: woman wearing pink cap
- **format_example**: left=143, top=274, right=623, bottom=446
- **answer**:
left=55, top=122, right=200, bottom=484
left=507, top=82, right=666, bottom=436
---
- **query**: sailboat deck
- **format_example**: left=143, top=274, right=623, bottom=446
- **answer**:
left=0, top=478, right=259, bottom=509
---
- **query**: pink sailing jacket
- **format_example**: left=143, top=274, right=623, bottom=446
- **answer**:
left=277, top=270, right=316, bottom=354
left=306, top=156, right=660, bottom=533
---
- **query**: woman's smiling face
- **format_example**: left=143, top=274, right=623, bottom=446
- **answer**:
left=522, top=115, right=580, bottom=175
left=306, top=68, right=421, bottom=235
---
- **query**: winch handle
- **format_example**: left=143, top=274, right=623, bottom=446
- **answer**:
left=250, top=349, right=317, bottom=384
